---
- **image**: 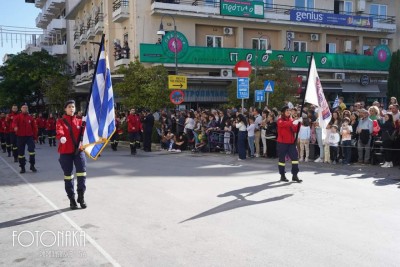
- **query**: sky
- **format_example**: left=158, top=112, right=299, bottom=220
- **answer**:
left=0, top=1, right=41, bottom=62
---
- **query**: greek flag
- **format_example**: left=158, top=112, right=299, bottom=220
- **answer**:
left=332, top=95, right=339, bottom=109
left=82, top=37, right=115, bottom=160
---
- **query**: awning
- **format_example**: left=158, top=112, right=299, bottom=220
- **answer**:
left=342, top=84, right=380, bottom=93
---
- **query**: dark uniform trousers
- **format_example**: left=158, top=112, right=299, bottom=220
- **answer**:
left=277, top=143, right=299, bottom=175
left=10, top=132, right=18, bottom=159
left=59, top=151, right=87, bottom=198
left=129, top=132, right=140, bottom=153
left=38, top=128, right=46, bottom=144
left=0, top=132, right=6, bottom=152
left=47, top=130, right=56, bottom=146
left=110, top=132, right=119, bottom=150
left=143, top=130, right=152, bottom=151
left=17, top=136, right=35, bottom=167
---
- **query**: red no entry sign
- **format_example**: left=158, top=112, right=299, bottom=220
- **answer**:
left=234, top=60, right=252, bottom=77
left=169, top=90, right=185, bottom=105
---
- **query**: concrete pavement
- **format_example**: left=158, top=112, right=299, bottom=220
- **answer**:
left=0, top=144, right=399, bottom=267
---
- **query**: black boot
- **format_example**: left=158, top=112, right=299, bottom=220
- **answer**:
left=69, top=197, right=78, bottom=210
left=30, top=164, right=37, bottom=172
left=77, top=191, right=87, bottom=209
left=20, top=166, right=26, bottom=174
left=292, top=175, right=303, bottom=183
left=280, top=175, right=289, bottom=182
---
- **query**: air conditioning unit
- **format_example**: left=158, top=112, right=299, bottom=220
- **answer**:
left=334, top=73, right=345, bottom=80
left=310, top=34, right=319, bottom=41
left=223, top=27, right=233, bottom=35
left=220, top=69, right=232, bottom=78
left=344, top=40, right=352, bottom=52
left=357, top=0, right=366, bottom=12
left=381, top=38, right=389, bottom=45
left=287, top=31, right=295, bottom=39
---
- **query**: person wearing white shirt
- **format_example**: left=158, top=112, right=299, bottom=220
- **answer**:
left=235, top=114, right=248, bottom=160
left=328, top=125, right=340, bottom=164
left=298, top=118, right=311, bottom=162
left=340, top=117, right=353, bottom=165
left=247, top=117, right=256, bottom=158
left=252, top=109, right=263, bottom=157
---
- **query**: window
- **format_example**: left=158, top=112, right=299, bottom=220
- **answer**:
left=294, top=0, right=314, bottom=10
left=252, top=38, right=268, bottom=50
left=370, top=4, right=387, bottom=18
left=326, top=43, right=336, bottom=54
left=206, top=35, right=222, bottom=48
left=264, top=0, right=273, bottom=9
left=344, top=1, right=352, bottom=14
left=294, top=41, right=307, bottom=52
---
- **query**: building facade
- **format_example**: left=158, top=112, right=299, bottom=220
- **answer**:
left=32, top=0, right=399, bottom=108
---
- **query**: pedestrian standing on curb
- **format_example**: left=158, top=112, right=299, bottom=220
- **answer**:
left=247, top=116, right=256, bottom=158
left=328, top=125, right=340, bottom=164
left=235, top=114, right=247, bottom=160
left=277, top=106, right=302, bottom=183
left=13, top=103, right=38, bottom=173
left=142, top=109, right=155, bottom=152
left=340, top=117, right=353, bottom=165
left=56, top=100, right=87, bottom=210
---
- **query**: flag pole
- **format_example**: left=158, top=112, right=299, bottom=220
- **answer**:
left=293, top=53, right=314, bottom=145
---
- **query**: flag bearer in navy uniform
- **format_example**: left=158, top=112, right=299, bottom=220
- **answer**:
left=36, top=112, right=47, bottom=144
left=56, top=100, right=87, bottom=210
left=7, top=104, right=19, bottom=161
left=0, top=112, right=7, bottom=153
left=127, top=108, right=142, bottom=155
left=13, top=103, right=38, bottom=173
left=46, top=113, right=57, bottom=147
left=277, top=106, right=303, bottom=183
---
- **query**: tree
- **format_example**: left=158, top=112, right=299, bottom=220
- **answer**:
left=0, top=50, right=70, bottom=111
left=226, top=60, right=298, bottom=109
left=387, top=50, right=400, bottom=102
left=114, top=59, right=172, bottom=110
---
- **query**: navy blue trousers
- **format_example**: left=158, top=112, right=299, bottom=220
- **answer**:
left=10, top=133, right=18, bottom=159
left=277, top=142, right=299, bottom=176
left=237, top=131, right=247, bottom=159
left=17, top=136, right=35, bottom=167
left=59, top=151, right=87, bottom=198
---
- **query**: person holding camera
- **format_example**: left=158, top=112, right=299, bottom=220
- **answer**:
left=277, top=106, right=302, bottom=182
left=56, top=100, right=87, bottom=210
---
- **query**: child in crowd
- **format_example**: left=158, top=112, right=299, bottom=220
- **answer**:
left=340, top=117, right=353, bottom=165
left=246, top=116, right=256, bottom=158
left=298, top=118, right=311, bottom=162
left=328, top=125, right=340, bottom=164
left=323, top=124, right=331, bottom=163
left=224, top=120, right=232, bottom=154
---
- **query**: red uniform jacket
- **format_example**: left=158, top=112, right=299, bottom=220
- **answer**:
left=127, top=114, right=142, bottom=133
left=277, top=116, right=299, bottom=144
left=36, top=117, right=47, bottom=128
left=46, top=117, right=56, bottom=131
left=56, top=115, right=84, bottom=154
left=6, top=112, right=18, bottom=133
left=13, top=113, right=38, bottom=138
left=0, top=118, right=6, bottom=133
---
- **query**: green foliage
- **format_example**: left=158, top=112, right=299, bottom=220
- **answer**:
left=0, top=50, right=70, bottom=111
left=114, top=59, right=172, bottom=111
left=226, top=60, right=298, bottom=109
left=388, top=50, right=400, bottom=101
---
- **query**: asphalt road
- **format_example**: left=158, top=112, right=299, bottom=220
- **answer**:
left=0, top=143, right=399, bottom=267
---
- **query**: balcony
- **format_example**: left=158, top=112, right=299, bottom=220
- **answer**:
left=114, top=58, right=131, bottom=68
left=35, top=0, right=45, bottom=8
left=50, top=44, right=67, bottom=55
left=35, top=13, right=48, bottom=29
left=151, top=1, right=396, bottom=33
left=73, top=32, right=80, bottom=48
left=112, top=0, right=129, bottom=23
left=94, top=13, right=104, bottom=35
left=47, top=18, right=67, bottom=32
left=86, top=20, right=95, bottom=40
left=79, top=27, right=87, bottom=44
left=44, top=0, right=66, bottom=16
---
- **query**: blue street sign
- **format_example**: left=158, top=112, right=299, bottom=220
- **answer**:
left=264, top=80, right=275, bottom=93
left=255, top=90, right=265, bottom=102
left=237, top=78, right=249, bottom=99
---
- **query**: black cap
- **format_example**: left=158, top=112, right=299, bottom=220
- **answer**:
left=281, top=105, right=289, bottom=113
left=64, top=100, right=75, bottom=108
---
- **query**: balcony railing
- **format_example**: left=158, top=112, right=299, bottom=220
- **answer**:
left=112, top=0, right=129, bottom=22
left=151, top=0, right=396, bottom=31
left=73, top=32, right=80, bottom=48
left=86, top=20, right=95, bottom=40
left=79, top=26, right=87, bottom=44
left=94, top=13, right=104, bottom=35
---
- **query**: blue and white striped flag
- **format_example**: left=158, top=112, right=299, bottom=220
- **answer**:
left=332, top=95, right=339, bottom=109
left=82, top=37, right=115, bottom=160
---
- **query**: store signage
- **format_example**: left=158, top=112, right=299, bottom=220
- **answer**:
left=220, top=0, right=264, bottom=19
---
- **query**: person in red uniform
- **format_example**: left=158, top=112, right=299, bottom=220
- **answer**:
left=0, top=112, right=6, bottom=153
left=7, top=104, right=19, bottom=161
left=56, top=100, right=87, bottom=210
left=277, top=106, right=302, bottom=183
left=110, top=111, right=121, bottom=151
left=127, top=108, right=142, bottom=155
left=36, top=112, right=47, bottom=145
left=12, top=103, right=38, bottom=173
left=46, top=113, right=57, bottom=147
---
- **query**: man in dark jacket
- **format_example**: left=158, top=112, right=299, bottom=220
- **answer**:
left=142, top=109, right=154, bottom=152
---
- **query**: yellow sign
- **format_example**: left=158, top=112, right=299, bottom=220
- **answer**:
left=168, top=75, right=187, bottom=90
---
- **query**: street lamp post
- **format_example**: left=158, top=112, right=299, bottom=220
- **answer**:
left=157, top=14, right=178, bottom=75
left=254, top=35, right=272, bottom=108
